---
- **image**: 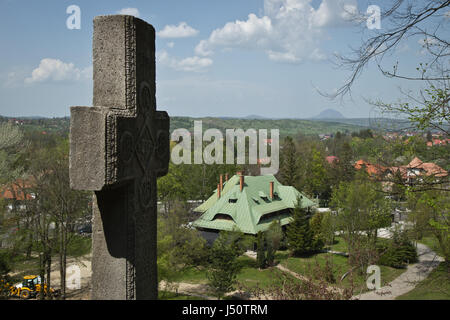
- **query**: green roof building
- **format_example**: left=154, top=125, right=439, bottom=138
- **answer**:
left=192, top=174, right=317, bottom=235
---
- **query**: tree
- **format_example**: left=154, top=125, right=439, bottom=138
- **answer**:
left=310, top=211, right=325, bottom=251
left=304, top=147, right=331, bottom=205
left=329, top=2, right=449, bottom=181
left=329, top=1, right=450, bottom=265
left=27, top=137, right=90, bottom=299
left=320, top=211, right=336, bottom=246
left=286, top=199, right=314, bottom=256
left=0, top=123, right=27, bottom=184
left=265, top=221, right=283, bottom=266
left=336, top=142, right=355, bottom=183
left=256, top=231, right=266, bottom=269
left=42, top=139, right=90, bottom=299
left=0, top=251, right=11, bottom=299
left=157, top=204, right=208, bottom=289
left=407, top=189, right=449, bottom=263
left=206, top=231, right=243, bottom=299
left=330, top=173, right=392, bottom=271
left=279, top=136, right=298, bottom=187
left=331, top=0, right=449, bottom=98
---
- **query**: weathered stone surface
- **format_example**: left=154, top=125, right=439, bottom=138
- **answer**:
left=69, top=15, right=170, bottom=300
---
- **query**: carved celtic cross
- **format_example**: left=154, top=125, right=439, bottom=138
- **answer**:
left=69, top=15, right=169, bottom=300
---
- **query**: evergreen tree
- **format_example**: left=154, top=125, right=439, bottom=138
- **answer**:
left=320, top=211, right=336, bottom=246
left=256, top=231, right=266, bottom=269
left=279, top=136, right=298, bottom=187
left=337, top=142, right=355, bottom=182
left=266, top=239, right=275, bottom=267
left=206, top=231, right=242, bottom=299
left=286, top=199, right=314, bottom=256
left=305, top=147, right=331, bottom=204
left=266, top=221, right=283, bottom=258
left=310, top=211, right=325, bottom=251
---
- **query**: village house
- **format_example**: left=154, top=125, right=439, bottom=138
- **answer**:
left=354, top=157, right=448, bottom=188
left=0, top=179, right=34, bottom=211
left=0, top=179, right=35, bottom=248
left=192, top=173, right=316, bottom=239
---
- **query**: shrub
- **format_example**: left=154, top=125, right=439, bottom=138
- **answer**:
left=377, top=233, right=418, bottom=268
left=0, top=251, right=10, bottom=276
left=309, top=255, right=336, bottom=284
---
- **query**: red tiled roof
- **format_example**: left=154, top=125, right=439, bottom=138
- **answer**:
left=0, top=179, right=34, bottom=201
left=354, top=160, right=387, bottom=176
left=355, top=157, right=448, bottom=180
left=408, top=157, right=423, bottom=168
left=326, top=156, right=339, bottom=164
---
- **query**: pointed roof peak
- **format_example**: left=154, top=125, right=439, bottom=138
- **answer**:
left=408, top=157, right=423, bottom=168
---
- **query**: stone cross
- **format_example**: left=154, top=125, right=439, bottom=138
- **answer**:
left=69, top=15, right=170, bottom=300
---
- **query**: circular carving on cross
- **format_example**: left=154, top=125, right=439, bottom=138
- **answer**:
left=120, top=131, right=134, bottom=164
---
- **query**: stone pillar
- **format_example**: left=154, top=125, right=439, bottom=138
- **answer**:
left=69, top=15, right=170, bottom=300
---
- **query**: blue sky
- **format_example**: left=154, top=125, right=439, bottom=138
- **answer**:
left=0, top=0, right=439, bottom=118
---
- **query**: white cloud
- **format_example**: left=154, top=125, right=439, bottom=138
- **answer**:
left=167, top=42, right=175, bottom=48
left=311, top=0, right=357, bottom=27
left=157, top=22, right=199, bottom=38
left=117, top=8, right=140, bottom=17
left=157, top=50, right=212, bottom=72
left=25, top=58, right=91, bottom=84
left=195, top=0, right=359, bottom=64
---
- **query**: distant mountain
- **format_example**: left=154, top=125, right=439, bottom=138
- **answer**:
left=170, top=116, right=366, bottom=137
left=244, top=114, right=269, bottom=120
left=313, top=109, right=345, bottom=119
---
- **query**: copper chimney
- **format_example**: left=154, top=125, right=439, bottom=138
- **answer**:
left=219, top=174, right=223, bottom=193
left=240, top=175, right=244, bottom=192
left=217, top=184, right=221, bottom=198
left=270, top=181, right=274, bottom=199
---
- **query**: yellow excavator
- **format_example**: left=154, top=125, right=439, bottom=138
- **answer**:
left=2, top=275, right=59, bottom=299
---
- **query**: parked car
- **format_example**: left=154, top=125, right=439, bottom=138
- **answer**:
left=78, top=225, right=92, bottom=236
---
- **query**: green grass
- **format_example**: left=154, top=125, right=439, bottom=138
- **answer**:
left=278, top=251, right=406, bottom=294
left=326, top=237, right=348, bottom=252
left=396, top=262, right=450, bottom=300
left=0, top=250, right=40, bottom=281
left=169, top=255, right=299, bottom=291
left=326, top=236, right=393, bottom=253
left=164, top=246, right=411, bottom=297
left=235, top=256, right=296, bottom=289
left=417, top=236, right=445, bottom=258
left=171, top=267, right=208, bottom=284
left=65, top=234, right=92, bottom=257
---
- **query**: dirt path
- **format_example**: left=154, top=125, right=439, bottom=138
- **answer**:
left=51, top=254, right=92, bottom=300
left=354, top=243, right=444, bottom=300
